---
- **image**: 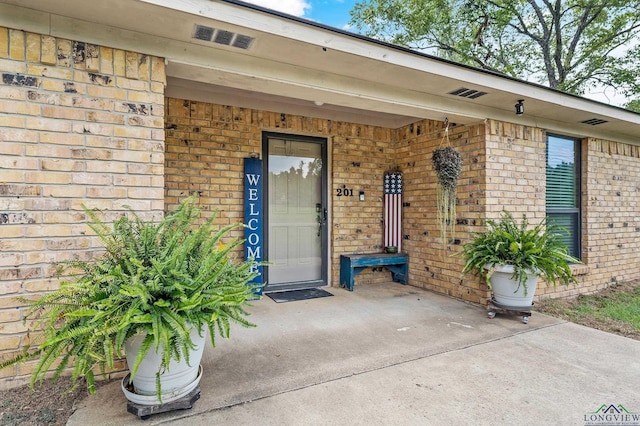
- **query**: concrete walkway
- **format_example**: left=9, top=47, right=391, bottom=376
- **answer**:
left=68, top=283, right=640, bottom=426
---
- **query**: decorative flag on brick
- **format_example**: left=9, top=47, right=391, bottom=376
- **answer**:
left=384, top=172, right=403, bottom=252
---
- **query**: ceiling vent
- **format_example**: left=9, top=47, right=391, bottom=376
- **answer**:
left=447, top=87, right=488, bottom=99
left=581, top=118, right=608, bottom=126
left=193, top=25, right=254, bottom=50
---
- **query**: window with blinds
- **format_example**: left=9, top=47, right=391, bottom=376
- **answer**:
left=546, top=135, right=581, bottom=259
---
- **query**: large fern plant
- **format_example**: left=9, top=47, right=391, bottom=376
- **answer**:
left=1, top=196, right=261, bottom=397
left=460, top=212, right=579, bottom=295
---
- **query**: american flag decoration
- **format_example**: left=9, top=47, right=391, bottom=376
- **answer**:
left=384, top=172, right=403, bottom=252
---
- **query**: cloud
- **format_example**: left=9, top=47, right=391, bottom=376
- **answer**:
left=244, top=0, right=312, bottom=17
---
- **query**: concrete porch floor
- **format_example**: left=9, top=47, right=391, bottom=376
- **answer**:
left=68, top=282, right=640, bottom=425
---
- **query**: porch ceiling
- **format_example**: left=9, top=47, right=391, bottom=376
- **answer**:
left=2, top=0, right=640, bottom=143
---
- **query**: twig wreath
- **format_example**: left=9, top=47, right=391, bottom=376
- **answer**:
left=431, top=119, right=462, bottom=246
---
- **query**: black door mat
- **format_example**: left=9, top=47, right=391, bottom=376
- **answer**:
left=266, top=288, right=334, bottom=303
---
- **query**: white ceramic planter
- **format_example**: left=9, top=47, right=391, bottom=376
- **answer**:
left=488, top=264, right=538, bottom=309
left=123, top=326, right=206, bottom=403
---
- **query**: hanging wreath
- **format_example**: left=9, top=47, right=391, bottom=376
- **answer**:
left=432, top=124, right=463, bottom=246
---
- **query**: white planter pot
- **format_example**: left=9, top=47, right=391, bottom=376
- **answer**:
left=489, top=264, right=538, bottom=309
left=124, top=325, right=206, bottom=403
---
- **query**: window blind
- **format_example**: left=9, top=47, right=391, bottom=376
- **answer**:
left=546, top=135, right=580, bottom=259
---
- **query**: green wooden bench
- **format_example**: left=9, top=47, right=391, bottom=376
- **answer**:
left=339, top=253, right=408, bottom=291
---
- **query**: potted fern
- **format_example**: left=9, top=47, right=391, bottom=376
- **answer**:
left=0, top=196, right=261, bottom=405
left=459, top=212, right=579, bottom=308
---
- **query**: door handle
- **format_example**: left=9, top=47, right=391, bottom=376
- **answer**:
left=317, top=207, right=327, bottom=237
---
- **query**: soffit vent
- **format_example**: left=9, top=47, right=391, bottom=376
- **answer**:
left=581, top=118, right=608, bottom=126
left=192, top=25, right=254, bottom=50
left=447, top=87, right=488, bottom=99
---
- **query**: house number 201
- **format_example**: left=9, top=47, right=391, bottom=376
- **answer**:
left=336, top=188, right=354, bottom=197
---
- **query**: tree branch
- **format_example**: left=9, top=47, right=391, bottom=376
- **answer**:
left=527, top=0, right=558, bottom=87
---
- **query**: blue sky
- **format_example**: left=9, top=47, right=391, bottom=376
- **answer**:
left=306, top=0, right=358, bottom=29
left=244, top=0, right=357, bottom=30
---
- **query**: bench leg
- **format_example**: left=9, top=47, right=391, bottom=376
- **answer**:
left=340, top=259, right=408, bottom=291
left=346, top=267, right=361, bottom=291
left=339, top=257, right=353, bottom=290
left=386, top=264, right=408, bottom=285
left=339, top=266, right=356, bottom=291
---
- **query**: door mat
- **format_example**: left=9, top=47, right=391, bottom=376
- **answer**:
left=266, top=288, right=334, bottom=303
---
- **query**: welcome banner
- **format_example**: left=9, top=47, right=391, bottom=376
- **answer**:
left=244, top=157, right=264, bottom=295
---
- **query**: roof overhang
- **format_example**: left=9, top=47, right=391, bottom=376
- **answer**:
left=1, top=0, right=639, bottom=143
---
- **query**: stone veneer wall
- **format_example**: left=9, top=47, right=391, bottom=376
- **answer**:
left=0, top=27, right=166, bottom=388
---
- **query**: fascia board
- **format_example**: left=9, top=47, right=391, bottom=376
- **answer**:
left=140, top=1, right=530, bottom=90
left=138, top=0, right=640, bottom=123
left=1, top=1, right=638, bottom=142
left=0, top=3, right=501, bottom=123
left=3, top=0, right=639, bottom=125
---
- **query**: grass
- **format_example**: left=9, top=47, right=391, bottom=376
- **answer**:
left=537, top=280, right=640, bottom=340
left=570, top=287, right=640, bottom=328
left=567, top=288, right=640, bottom=330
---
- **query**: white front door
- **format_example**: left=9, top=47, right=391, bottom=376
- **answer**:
left=264, top=134, right=327, bottom=291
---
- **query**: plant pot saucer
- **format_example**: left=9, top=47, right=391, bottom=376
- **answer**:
left=121, top=364, right=203, bottom=406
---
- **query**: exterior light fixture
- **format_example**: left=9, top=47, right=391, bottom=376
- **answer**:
left=515, top=99, right=524, bottom=116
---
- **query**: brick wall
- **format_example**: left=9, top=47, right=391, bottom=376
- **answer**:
left=0, top=27, right=166, bottom=387
left=396, top=120, right=489, bottom=303
left=3, top=27, right=640, bottom=390
left=483, top=121, right=585, bottom=299
left=483, top=130, right=640, bottom=299
left=578, top=139, right=640, bottom=293
left=164, top=98, right=398, bottom=286
left=396, top=119, right=601, bottom=304
left=484, top=120, right=547, bottom=220
left=165, top=104, right=640, bottom=305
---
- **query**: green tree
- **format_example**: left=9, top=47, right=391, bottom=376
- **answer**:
left=626, top=99, right=640, bottom=112
left=350, top=0, right=640, bottom=108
